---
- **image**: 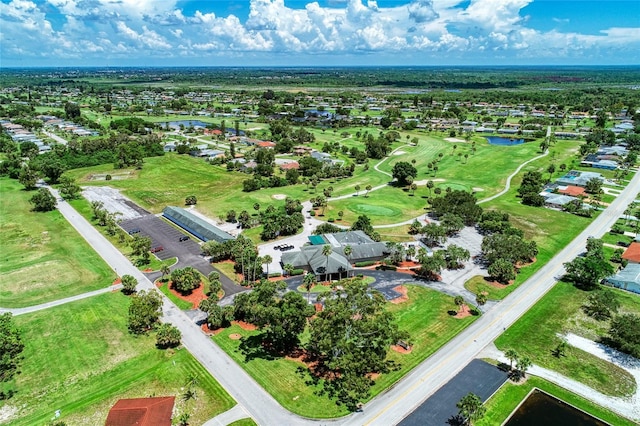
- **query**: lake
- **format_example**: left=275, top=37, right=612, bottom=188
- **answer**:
left=486, top=136, right=525, bottom=146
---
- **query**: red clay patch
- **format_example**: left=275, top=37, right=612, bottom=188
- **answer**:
left=229, top=333, right=243, bottom=340
left=389, top=285, right=409, bottom=304
left=113, top=277, right=122, bottom=285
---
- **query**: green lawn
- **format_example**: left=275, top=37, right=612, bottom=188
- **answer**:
left=0, top=178, right=115, bottom=308
left=478, top=376, right=637, bottom=426
left=495, top=283, right=638, bottom=397
left=157, top=279, right=194, bottom=310
left=1, top=292, right=234, bottom=425
left=213, top=285, right=477, bottom=417
left=228, top=419, right=258, bottom=426
left=464, top=275, right=510, bottom=300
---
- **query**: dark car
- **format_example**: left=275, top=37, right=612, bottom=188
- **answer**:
left=179, top=236, right=190, bottom=242
left=128, top=228, right=141, bottom=235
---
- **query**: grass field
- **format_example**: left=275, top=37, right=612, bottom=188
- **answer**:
left=213, top=285, right=477, bottom=417
left=0, top=178, right=115, bottom=308
left=1, top=292, right=234, bottom=425
left=495, top=282, right=639, bottom=397
left=478, top=376, right=637, bottom=426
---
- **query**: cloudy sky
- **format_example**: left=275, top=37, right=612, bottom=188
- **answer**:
left=2, top=0, right=639, bottom=67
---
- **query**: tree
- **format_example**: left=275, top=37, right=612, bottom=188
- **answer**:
left=0, top=313, right=25, bottom=384
left=608, top=314, right=640, bottom=358
left=128, top=290, right=163, bottom=334
left=130, top=235, right=151, bottom=264
left=156, top=323, right=181, bottom=349
left=583, top=288, right=621, bottom=320
left=160, top=264, right=171, bottom=280
left=443, top=244, right=470, bottom=269
left=440, top=213, right=464, bottom=236
left=303, top=273, right=317, bottom=302
left=308, top=280, right=404, bottom=410
left=18, top=165, right=38, bottom=190
left=456, top=392, right=486, bottom=426
left=185, top=195, right=197, bottom=205
left=170, top=267, right=201, bottom=295
left=263, top=254, right=272, bottom=277
left=563, top=256, right=614, bottom=290
left=59, top=175, right=81, bottom=200
left=199, top=299, right=228, bottom=329
left=39, top=158, right=66, bottom=184
left=504, top=348, right=519, bottom=370
left=121, top=274, right=138, bottom=295
left=585, top=177, right=603, bottom=195
left=488, top=258, right=517, bottom=284
left=516, top=356, right=532, bottom=379
left=430, top=190, right=482, bottom=225
left=284, top=263, right=294, bottom=277
left=64, top=101, right=81, bottom=119
left=380, top=116, right=392, bottom=129
left=29, top=188, right=56, bottom=212
left=454, top=295, right=465, bottom=312
left=226, top=209, right=237, bottom=223
left=322, top=244, right=332, bottom=282
left=391, top=161, right=418, bottom=186
left=475, top=293, right=487, bottom=307
left=365, top=184, right=372, bottom=197
left=354, top=185, right=361, bottom=196
left=417, top=250, right=446, bottom=280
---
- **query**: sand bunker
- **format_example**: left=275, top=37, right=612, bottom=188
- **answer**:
left=444, top=137, right=466, bottom=143
left=393, top=150, right=407, bottom=156
left=272, top=194, right=287, bottom=200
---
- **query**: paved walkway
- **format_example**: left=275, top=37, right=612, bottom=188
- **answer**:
left=202, top=405, right=252, bottom=426
left=479, top=337, right=640, bottom=423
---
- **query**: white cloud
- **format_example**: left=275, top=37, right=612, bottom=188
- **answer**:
left=1, top=0, right=639, bottom=65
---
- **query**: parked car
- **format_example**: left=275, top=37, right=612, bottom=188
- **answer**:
left=150, top=246, right=164, bottom=253
left=128, top=228, right=141, bottom=235
left=179, top=236, right=189, bottom=242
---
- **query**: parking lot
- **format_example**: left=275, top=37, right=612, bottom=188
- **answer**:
left=121, top=214, right=201, bottom=261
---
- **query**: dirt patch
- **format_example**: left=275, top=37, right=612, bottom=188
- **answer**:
left=455, top=304, right=473, bottom=319
left=390, top=285, right=409, bottom=304
left=229, top=333, right=243, bottom=340
left=367, top=372, right=381, bottom=380
left=272, top=194, right=287, bottom=200
left=163, top=280, right=208, bottom=309
left=391, top=344, right=413, bottom=354
left=233, top=320, right=258, bottom=331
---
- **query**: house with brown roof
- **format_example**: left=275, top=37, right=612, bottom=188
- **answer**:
left=105, top=396, right=175, bottom=426
left=558, top=185, right=586, bottom=197
left=622, top=242, right=640, bottom=264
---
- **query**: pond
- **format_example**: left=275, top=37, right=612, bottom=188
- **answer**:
left=504, top=389, right=609, bottom=426
left=161, top=120, right=212, bottom=129
left=486, top=136, right=525, bottom=146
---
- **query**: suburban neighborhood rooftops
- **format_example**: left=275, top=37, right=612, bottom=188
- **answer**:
left=622, top=242, right=640, bottom=263
left=105, top=396, right=175, bottom=426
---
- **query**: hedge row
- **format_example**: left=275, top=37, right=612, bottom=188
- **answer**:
left=354, top=260, right=376, bottom=267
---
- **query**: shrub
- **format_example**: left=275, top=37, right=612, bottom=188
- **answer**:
left=328, top=218, right=335, bottom=222
left=290, top=269, right=305, bottom=276
left=309, top=211, right=316, bottom=216
left=268, top=272, right=282, bottom=278
left=376, top=265, right=397, bottom=271
left=354, top=260, right=375, bottom=267
left=105, top=174, right=112, bottom=181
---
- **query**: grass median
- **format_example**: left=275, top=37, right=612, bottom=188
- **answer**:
left=0, top=178, right=115, bottom=308
left=2, top=291, right=234, bottom=425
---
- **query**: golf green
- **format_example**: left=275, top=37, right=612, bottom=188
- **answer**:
left=350, top=203, right=400, bottom=216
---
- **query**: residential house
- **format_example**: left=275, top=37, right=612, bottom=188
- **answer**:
left=604, top=263, right=640, bottom=294
left=105, top=396, right=175, bottom=426
left=622, top=242, right=640, bottom=264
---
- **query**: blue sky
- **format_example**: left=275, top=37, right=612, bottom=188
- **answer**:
left=1, top=0, right=639, bottom=67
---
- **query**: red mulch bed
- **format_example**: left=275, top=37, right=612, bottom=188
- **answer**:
left=113, top=277, right=122, bottom=285
left=391, top=344, right=412, bottom=354
left=158, top=280, right=208, bottom=309
left=201, top=323, right=225, bottom=336
left=233, top=320, right=258, bottom=331
left=390, top=285, right=409, bottom=304
left=455, top=304, right=472, bottom=319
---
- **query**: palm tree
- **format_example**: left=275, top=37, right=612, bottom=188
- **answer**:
left=284, top=263, right=294, bottom=277
left=406, top=245, right=416, bottom=261
left=504, top=349, right=519, bottom=371
left=322, top=244, right=332, bottom=282
left=303, top=273, right=316, bottom=302
left=454, top=295, right=464, bottom=313
left=456, top=392, right=486, bottom=426
left=343, top=245, right=353, bottom=276
left=516, top=356, right=532, bottom=379
left=475, top=293, right=487, bottom=307
left=263, top=254, right=272, bottom=277
left=160, top=264, right=170, bottom=280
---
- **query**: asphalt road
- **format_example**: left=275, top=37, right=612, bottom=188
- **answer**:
left=37, top=165, right=639, bottom=426
left=342, top=169, right=640, bottom=425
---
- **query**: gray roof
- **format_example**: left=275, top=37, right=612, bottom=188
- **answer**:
left=544, top=194, right=577, bottom=206
left=605, top=263, right=640, bottom=294
left=282, top=245, right=352, bottom=275
left=163, top=206, right=234, bottom=243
